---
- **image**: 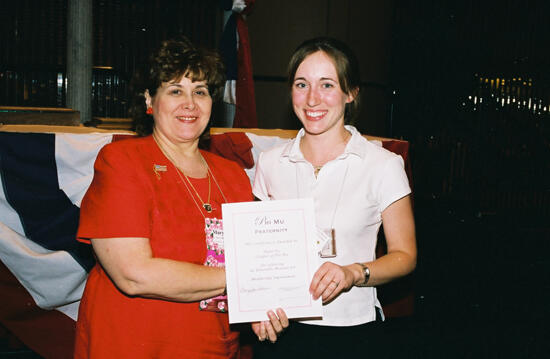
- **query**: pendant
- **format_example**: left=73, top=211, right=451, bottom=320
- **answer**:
left=319, top=228, right=337, bottom=258
left=203, top=203, right=212, bottom=212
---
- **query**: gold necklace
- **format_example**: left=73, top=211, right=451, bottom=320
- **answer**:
left=152, top=133, right=228, bottom=217
left=181, top=165, right=212, bottom=212
left=303, top=130, right=351, bottom=178
left=176, top=160, right=229, bottom=216
left=207, top=165, right=228, bottom=203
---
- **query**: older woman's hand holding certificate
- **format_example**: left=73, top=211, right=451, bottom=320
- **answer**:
left=222, top=198, right=322, bottom=324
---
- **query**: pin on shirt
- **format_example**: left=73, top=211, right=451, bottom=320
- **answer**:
left=153, top=164, right=167, bottom=180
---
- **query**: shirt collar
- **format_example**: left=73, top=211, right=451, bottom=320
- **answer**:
left=281, top=125, right=367, bottom=162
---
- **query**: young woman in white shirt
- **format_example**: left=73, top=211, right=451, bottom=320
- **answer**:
left=251, top=37, right=417, bottom=358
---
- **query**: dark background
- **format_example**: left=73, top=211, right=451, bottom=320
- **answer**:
left=1, top=0, right=549, bottom=358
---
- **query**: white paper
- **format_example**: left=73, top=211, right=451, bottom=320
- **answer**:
left=222, top=198, right=322, bottom=324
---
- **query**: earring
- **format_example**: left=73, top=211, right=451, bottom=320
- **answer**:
left=146, top=107, right=153, bottom=115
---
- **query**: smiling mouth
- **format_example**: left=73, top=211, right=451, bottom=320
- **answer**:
left=305, top=110, right=327, bottom=120
left=176, top=116, right=198, bottom=122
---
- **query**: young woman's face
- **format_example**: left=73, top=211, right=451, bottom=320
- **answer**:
left=291, top=51, right=354, bottom=136
left=146, top=75, right=212, bottom=145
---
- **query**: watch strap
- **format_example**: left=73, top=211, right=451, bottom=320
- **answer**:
left=355, top=262, right=370, bottom=287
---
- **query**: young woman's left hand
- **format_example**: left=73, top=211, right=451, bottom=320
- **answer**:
left=251, top=308, right=289, bottom=343
left=309, top=262, right=356, bottom=303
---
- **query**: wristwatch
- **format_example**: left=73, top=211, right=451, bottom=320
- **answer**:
left=355, top=262, right=370, bottom=287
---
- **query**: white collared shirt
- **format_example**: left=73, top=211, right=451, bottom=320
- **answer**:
left=252, top=125, right=411, bottom=326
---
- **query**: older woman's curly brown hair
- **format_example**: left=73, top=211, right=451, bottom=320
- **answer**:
left=129, top=36, right=226, bottom=136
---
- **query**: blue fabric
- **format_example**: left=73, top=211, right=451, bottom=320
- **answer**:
left=219, top=12, right=238, bottom=80
left=0, top=132, right=94, bottom=271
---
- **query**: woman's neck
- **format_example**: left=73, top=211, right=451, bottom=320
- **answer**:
left=300, top=126, right=351, bottom=167
left=152, top=130, right=207, bottom=177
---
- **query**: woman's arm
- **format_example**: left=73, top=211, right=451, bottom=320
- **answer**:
left=309, top=195, right=417, bottom=302
left=91, top=237, right=226, bottom=302
left=352, top=194, right=417, bottom=286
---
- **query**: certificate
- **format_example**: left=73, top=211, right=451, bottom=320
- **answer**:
left=222, top=198, right=322, bottom=324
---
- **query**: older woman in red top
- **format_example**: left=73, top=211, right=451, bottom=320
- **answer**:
left=74, top=36, right=259, bottom=358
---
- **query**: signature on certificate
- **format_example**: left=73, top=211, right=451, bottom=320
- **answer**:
left=240, top=286, right=270, bottom=294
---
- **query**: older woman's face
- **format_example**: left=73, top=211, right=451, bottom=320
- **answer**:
left=146, top=75, right=212, bottom=145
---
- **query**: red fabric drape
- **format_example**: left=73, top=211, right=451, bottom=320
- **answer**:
left=208, top=132, right=254, bottom=169
left=233, top=12, right=257, bottom=128
left=0, top=261, right=75, bottom=359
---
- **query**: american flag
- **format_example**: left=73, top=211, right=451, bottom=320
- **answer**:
left=0, top=129, right=133, bottom=358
